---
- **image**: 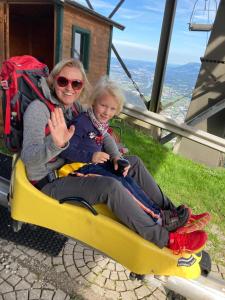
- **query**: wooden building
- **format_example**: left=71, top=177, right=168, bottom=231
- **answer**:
left=0, top=0, right=124, bottom=132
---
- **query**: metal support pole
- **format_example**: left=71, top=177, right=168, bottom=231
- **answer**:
left=108, top=0, right=125, bottom=19
left=148, top=0, right=177, bottom=113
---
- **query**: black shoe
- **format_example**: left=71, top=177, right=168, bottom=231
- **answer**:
left=162, top=207, right=190, bottom=232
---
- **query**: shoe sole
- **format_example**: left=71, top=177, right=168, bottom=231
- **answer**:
left=175, top=213, right=211, bottom=234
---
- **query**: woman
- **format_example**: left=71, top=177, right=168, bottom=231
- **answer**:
left=21, top=58, right=207, bottom=253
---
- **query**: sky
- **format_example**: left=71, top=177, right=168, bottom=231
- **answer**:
left=76, top=0, right=218, bottom=64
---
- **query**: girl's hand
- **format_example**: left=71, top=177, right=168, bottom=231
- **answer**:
left=92, top=152, right=110, bottom=164
left=48, top=107, right=75, bottom=148
left=113, top=157, right=131, bottom=177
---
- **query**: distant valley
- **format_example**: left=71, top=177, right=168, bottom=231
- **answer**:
left=110, top=57, right=201, bottom=122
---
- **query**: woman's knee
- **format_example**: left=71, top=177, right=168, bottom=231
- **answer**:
left=126, top=155, right=142, bottom=166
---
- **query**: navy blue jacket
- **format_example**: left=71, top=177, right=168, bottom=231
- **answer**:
left=60, top=112, right=104, bottom=163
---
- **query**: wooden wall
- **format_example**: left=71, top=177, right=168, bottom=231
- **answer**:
left=62, top=6, right=111, bottom=85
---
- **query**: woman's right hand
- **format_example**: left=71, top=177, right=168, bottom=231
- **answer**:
left=48, top=107, right=75, bottom=148
left=92, top=152, right=110, bottom=164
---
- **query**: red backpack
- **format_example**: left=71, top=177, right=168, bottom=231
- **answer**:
left=0, top=55, right=55, bottom=152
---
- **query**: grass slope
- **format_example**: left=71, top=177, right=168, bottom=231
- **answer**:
left=112, top=119, right=225, bottom=266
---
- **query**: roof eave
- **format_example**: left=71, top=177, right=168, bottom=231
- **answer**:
left=62, top=0, right=125, bottom=30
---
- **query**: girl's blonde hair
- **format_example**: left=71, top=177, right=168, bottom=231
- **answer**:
left=89, top=76, right=125, bottom=114
left=47, top=58, right=90, bottom=103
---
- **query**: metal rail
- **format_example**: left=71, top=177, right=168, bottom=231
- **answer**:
left=121, top=103, right=225, bottom=153
left=144, top=274, right=225, bottom=300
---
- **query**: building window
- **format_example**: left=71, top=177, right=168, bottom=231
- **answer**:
left=72, top=26, right=90, bottom=70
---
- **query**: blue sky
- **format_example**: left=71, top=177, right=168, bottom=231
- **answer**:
left=76, top=0, right=218, bottom=64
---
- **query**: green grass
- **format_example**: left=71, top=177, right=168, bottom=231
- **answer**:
left=112, top=119, right=225, bottom=266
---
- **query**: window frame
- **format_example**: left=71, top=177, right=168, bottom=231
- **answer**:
left=71, top=25, right=90, bottom=71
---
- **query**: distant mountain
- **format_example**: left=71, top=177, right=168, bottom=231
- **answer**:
left=110, top=57, right=201, bottom=120
left=165, top=62, right=201, bottom=94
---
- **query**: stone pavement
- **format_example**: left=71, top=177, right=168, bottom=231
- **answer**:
left=0, top=232, right=225, bottom=300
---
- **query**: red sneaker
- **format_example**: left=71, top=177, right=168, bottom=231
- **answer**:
left=168, top=230, right=208, bottom=254
left=175, top=212, right=211, bottom=234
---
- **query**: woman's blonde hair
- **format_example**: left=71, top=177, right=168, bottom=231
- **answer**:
left=89, top=76, right=125, bottom=114
left=47, top=58, right=90, bottom=103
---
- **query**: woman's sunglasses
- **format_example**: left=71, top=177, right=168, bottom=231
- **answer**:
left=56, top=76, right=83, bottom=91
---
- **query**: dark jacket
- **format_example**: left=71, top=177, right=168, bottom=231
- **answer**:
left=60, top=112, right=104, bottom=163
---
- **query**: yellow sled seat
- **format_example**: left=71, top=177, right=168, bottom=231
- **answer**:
left=10, top=159, right=202, bottom=279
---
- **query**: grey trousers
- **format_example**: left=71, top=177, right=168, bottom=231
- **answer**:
left=42, top=155, right=175, bottom=248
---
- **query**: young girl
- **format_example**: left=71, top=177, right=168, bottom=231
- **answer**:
left=60, top=76, right=210, bottom=235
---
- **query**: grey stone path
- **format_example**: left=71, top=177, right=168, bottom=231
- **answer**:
left=0, top=236, right=224, bottom=300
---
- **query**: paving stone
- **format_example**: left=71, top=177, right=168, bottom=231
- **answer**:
left=118, top=271, right=128, bottom=280
left=151, top=288, right=167, bottom=300
left=104, top=289, right=120, bottom=299
left=84, top=249, right=94, bottom=256
left=6, top=274, right=21, bottom=286
left=85, top=271, right=97, bottom=283
left=16, top=267, right=29, bottom=278
left=115, top=280, right=126, bottom=292
left=0, top=281, right=13, bottom=293
left=74, top=245, right=85, bottom=253
left=66, top=265, right=80, bottom=279
left=104, top=278, right=115, bottom=290
left=76, top=275, right=89, bottom=286
left=84, top=256, right=93, bottom=263
left=78, top=266, right=90, bottom=276
left=90, top=284, right=105, bottom=297
left=15, top=279, right=31, bottom=290
left=2, top=245, right=14, bottom=252
left=52, top=257, right=63, bottom=265
left=25, top=272, right=37, bottom=284
left=55, top=265, right=66, bottom=273
left=120, top=290, right=137, bottom=300
left=63, top=255, right=74, bottom=267
left=91, top=265, right=102, bottom=275
left=19, top=254, right=28, bottom=261
left=43, top=257, right=53, bottom=267
left=94, top=254, right=104, bottom=262
left=87, top=261, right=97, bottom=268
left=102, top=269, right=111, bottom=279
left=125, top=279, right=139, bottom=291
left=29, top=288, right=42, bottom=300
left=107, top=262, right=116, bottom=271
left=67, top=239, right=77, bottom=246
left=53, top=290, right=67, bottom=300
left=0, top=269, right=11, bottom=280
left=97, top=259, right=109, bottom=269
left=116, top=263, right=125, bottom=271
left=135, top=285, right=152, bottom=299
left=25, top=249, right=39, bottom=257
left=75, top=259, right=85, bottom=267
left=2, top=292, right=16, bottom=300
left=74, top=252, right=83, bottom=260
left=64, top=244, right=74, bottom=255
left=94, top=275, right=106, bottom=287
left=41, top=289, right=55, bottom=300
left=11, top=249, right=23, bottom=258
left=16, top=290, right=29, bottom=300
left=34, top=253, right=47, bottom=262
left=110, top=271, right=119, bottom=281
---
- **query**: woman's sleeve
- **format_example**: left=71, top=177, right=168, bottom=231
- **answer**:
left=21, top=100, right=68, bottom=166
